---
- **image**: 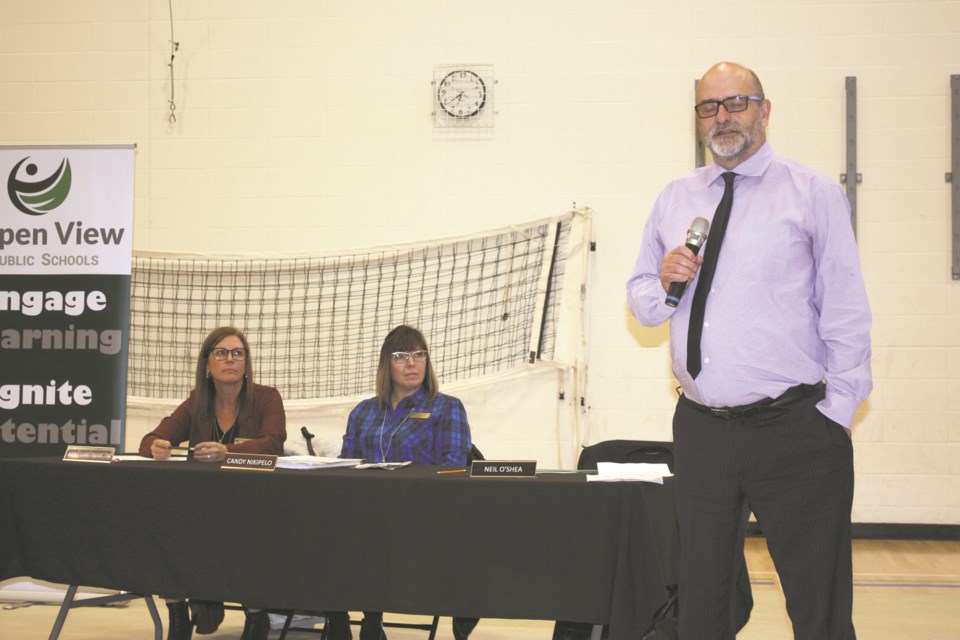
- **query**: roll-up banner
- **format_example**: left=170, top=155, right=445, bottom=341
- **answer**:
left=0, top=145, right=134, bottom=458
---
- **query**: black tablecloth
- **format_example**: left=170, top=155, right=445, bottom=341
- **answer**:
left=0, top=457, right=678, bottom=640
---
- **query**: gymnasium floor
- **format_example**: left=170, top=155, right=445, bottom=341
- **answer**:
left=2, top=539, right=958, bottom=640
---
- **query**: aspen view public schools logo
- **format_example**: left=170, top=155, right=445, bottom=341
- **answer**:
left=7, top=157, right=72, bottom=215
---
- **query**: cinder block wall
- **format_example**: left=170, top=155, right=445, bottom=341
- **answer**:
left=2, top=0, right=957, bottom=523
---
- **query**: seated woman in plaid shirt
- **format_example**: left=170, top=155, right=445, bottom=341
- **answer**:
left=326, top=324, right=477, bottom=640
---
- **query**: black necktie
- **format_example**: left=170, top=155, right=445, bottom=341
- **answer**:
left=687, top=171, right=736, bottom=379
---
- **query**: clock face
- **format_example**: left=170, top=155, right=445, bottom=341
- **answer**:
left=437, top=69, right=487, bottom=118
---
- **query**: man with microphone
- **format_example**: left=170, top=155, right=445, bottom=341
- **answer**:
left=626, top=62, right=872, bottom=639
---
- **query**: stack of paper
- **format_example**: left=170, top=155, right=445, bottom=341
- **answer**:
left=275, top=456, right=363, bottom=470
left=354, top=461, right=412, bottom=471
left=586, top=462, right=673, bottom=484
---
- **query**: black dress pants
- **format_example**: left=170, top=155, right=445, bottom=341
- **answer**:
left=672, top=391, right=855, bottom=640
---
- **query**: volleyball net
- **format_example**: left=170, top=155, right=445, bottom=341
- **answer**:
left=126, top=208, right=593, bottom=465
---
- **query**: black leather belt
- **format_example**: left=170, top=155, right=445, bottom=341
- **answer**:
left=683, top=382, right=825, bottom=419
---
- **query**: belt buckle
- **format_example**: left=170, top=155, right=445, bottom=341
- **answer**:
left=709, top=407, right=735, bottom=418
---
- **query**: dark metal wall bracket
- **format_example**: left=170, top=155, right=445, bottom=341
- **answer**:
left=694, top=79, right=706, bottom=168
left=840, top=76, right=861, bottom=238
left=950, top=74, right=959, bottom=280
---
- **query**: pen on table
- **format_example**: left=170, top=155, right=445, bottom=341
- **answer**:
left=437, top=469, right=467, bottom=474
left=158, top=443, right=194, bottom=455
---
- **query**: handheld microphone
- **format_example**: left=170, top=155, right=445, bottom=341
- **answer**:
left=665, top=217, right=710, bottom=308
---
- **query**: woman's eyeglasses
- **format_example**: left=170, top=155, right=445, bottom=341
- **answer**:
left=391, top=350, right=428, bottom=363
left=211, top=348, right=247, bottom=361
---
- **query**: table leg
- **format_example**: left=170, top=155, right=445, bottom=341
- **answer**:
left=48, top=584, right=79, bottom=640
left=143, top=594, right=163, bottom=640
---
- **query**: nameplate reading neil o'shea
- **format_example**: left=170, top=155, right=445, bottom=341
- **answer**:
left=63, top=445, right=116, bottom=463
left=221, top=453, right=277, bottom=472
left=470, top=460, right=537, bottom=478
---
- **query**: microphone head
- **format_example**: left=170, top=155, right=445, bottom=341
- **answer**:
left=686, top=217, right=710, bottom=248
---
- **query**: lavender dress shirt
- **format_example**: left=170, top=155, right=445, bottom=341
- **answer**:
left=627, top=143, right=872, bottom=428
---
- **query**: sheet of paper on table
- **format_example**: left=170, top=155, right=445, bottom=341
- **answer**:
left=276, top=456, right=363, bottom=470
left=586, top=461, right=673, bottom=484
left=113, top=455, right=186, bottom=462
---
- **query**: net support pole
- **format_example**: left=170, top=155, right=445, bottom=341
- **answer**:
left=528, top=220, right=561, bottom=363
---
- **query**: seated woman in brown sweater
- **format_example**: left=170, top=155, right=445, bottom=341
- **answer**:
left=139, top=326, right=286, bottom=640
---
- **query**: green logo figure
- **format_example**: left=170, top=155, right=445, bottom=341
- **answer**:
left=8, top=157, right=72, bottom=215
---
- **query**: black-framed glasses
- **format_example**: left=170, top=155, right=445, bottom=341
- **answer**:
left=694, top=95, right=763, bottom=119
left=211, top=347, right=246, bottom=361
left=391, top=350, right=428, bottom=363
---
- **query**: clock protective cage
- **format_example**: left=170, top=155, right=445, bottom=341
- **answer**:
left=432, top=63, right=495, bottom=128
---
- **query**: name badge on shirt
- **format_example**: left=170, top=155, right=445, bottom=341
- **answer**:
left=410, top=412, right=431, bottom=419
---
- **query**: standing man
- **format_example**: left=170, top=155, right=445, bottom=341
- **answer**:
left=627, top=62, right=872, bottom=639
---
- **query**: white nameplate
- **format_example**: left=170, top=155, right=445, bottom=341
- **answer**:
left=470, top=460, right=537, bottom=477
left=221, top=453, right=277, bottom=472
left=63, top=445, right=116, bottom=464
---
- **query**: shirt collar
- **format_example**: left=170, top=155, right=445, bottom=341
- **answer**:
left=708, top=141, right=772, bottom=185
left=394, top=387, right=427, bottom=409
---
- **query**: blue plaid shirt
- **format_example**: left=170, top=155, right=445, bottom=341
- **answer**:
left=341, top=388, right=472, bottom=466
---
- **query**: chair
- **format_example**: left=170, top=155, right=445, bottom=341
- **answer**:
left=46, top=587, right=162, bottom=640
left=468, top=443, right=484, bottom=465
left=576, top=439, right=674, bottom=472
left=277, top=444, right=485, bottom=640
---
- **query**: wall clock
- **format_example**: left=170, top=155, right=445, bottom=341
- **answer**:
left=437, top=69, right=486, bottom=118
left=432, top=64, right=495, bottom=129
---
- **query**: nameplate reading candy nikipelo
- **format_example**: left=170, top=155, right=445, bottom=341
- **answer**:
left=221, top=453, right=277, bottom=472
left=469, top=460, right=537, bottom=478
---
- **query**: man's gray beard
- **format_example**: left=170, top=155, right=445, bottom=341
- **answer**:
left=705, top=124, right=749, bottom=158
left=706, top=114, right=767, bottom=160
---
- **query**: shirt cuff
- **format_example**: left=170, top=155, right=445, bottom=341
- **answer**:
left=817, top=387, right=860, bottom=429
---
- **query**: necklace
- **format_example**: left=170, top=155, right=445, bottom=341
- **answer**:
left=214, top=397, right=239, bottom=443
left=378, top=409, right=413, bottom=462
left=216, top=422, right=235, bottom=444
left=213, top=422, right=237, bottom=444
